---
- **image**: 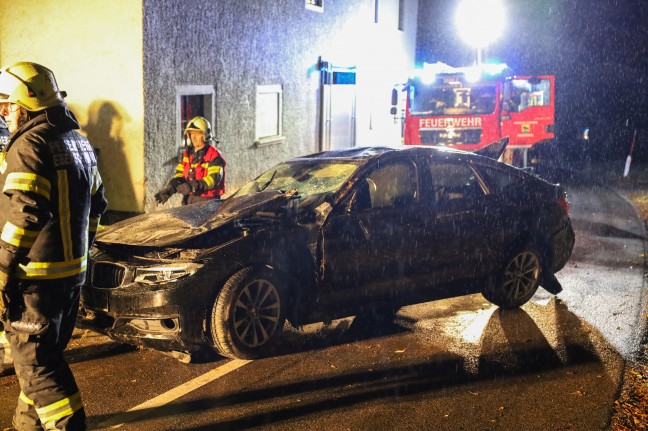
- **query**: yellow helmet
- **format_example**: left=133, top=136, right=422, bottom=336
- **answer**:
left=0, top=61, right=66, bottom=112
left=184, top=116, right=212, bottom=142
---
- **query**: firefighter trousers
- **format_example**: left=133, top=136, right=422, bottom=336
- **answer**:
left=1, top=283, right=86, bottom=431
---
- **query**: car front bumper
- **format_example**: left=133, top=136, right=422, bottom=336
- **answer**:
left=78, top=282, right=205, bottom=353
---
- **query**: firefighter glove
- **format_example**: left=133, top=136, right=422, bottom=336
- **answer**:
left=154, top=185, right=175, bottom=204
left=189, top=180, right=204, bottom=194
left=176, top=182, right=192, bottom=196
left=169, top=177, right=186, bottom=190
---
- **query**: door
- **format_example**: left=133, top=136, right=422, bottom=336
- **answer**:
left=418, top=158, right=496, bottom=284
left=320, top=157, right=420, bottom=305
left=320, top=62, right=356, bottom=150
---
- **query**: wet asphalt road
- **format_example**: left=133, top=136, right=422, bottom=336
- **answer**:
left=0, top=168, right=645, bottom=430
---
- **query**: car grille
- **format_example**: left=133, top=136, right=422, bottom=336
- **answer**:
left=419, top=128, right=482, bottom=145
left=91, top=262, right=127, bottom=288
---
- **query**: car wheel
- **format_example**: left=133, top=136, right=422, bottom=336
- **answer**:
left=209, top=267, right=287, bottom=359
left=483, top=247, right=542, bottom=309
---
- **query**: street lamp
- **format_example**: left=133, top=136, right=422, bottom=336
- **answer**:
left=455, top=0, right=506, bottom=66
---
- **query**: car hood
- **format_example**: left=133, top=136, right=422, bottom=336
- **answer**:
left=96, top=190, right=298, bottom=247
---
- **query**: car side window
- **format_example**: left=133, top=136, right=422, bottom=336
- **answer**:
left=473, top=164, right=525, bottom=195
left=354, top=160, right=418, bottom=210
left=428, top=162, right=484, bottom=207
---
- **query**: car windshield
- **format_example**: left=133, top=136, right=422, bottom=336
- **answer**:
left=235, top=160, right=360, bottom=198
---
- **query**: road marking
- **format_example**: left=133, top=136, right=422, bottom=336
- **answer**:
left=98, top=359, right=252, bottom=429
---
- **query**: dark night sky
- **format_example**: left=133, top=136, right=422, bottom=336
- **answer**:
left=416, top=0, right=648, bottom=160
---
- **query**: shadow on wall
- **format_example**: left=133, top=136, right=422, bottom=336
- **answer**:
left=84, top=101, right=138, bottom=221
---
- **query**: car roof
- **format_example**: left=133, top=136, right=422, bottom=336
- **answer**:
left=292, top=145, right=474, bottom=162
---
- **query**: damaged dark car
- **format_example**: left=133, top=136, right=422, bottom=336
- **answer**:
left=79, top=145, right=575, bottom=360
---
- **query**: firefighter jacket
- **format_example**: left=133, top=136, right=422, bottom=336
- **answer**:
left=174, top=143, right=225, bottom=198
left=0, top=107, right=108, bottom=287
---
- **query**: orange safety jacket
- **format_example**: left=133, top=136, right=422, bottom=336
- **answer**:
left=174, top=144, right=225, bottom=198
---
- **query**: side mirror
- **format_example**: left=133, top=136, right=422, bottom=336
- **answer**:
left=390, top=106, right=398, bottom=115
left=391, top=88, right=398, bottom=106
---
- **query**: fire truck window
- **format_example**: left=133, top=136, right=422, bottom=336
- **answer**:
left=410, top=82, right=496, bottom=116
left=511, top=79, right=551, bottom=111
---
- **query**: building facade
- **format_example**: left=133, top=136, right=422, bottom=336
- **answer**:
left=0, top=0, right=418, bottom=216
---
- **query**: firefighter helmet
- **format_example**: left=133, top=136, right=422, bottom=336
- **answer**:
left=0, top=62, right=67, bottom=112
left=184, top=116, right=212, bottom=142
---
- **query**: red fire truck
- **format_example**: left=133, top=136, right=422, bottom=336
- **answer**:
left=393, top=62, right=555, bottom=166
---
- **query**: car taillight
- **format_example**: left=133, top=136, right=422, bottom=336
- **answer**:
left=557, top=194, right=570, bottom=216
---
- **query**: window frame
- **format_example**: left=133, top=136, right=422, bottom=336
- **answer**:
left=176, top=85, right=215, bottom=145
left=305, top=0, right=323, bottom=13
left=255, top=84, right=285, bottom=147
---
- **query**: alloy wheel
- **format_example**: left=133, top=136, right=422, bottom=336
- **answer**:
left=232, top=278, right=281, bottom=348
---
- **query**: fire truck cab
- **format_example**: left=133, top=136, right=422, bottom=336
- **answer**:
left=394, top=62, right=555, bottom=167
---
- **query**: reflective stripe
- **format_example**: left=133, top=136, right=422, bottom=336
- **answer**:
left=37, top=391, right=83, bottom=425
left=207, top=166, right=221, bottom=175
left=202, top=175, right=215, bottom=188
left=89, top=216, right=100, bottom=233
left=3, top=172, right=51, bottom=200
left=90, top=166, right=103, bottom=195
left=174, top=162, right=184, bottom=178
left=1, top=221, right=40, bottom=248
left=57, top=170, right=73, bottom=261
left=16, top=255, right=87, bottom=280
left=19, top=391, right=34, bottom=406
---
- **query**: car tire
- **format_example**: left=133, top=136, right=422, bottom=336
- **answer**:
left=482, top=246, right=543, bottom=309
left=209, top=267, right=287, bottom=359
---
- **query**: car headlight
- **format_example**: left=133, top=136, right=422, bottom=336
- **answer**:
left=134, top=263, right=202, bottom=284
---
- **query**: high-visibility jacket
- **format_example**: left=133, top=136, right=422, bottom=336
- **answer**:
left=174, top=143, right=225, bottom=198
left=0, top=109, right=108, bottom=286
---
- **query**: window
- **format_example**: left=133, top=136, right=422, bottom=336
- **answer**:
left=474, top=164, right=525, bottom=195
left=428, top=162, right=484, bottom=206
left=177, top=85, right=215, bottom=144
left=255, top=84, right=284, bottom=147
left=506, top=78, right=551, bottom=112
left=306, top=0, right=323, bottom=12
left=355, top=161, right=418, bottom=210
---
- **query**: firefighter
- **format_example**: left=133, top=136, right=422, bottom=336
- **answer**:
left=155, top=116, right=226, bottom=205
left=0, top=61, right=108, bottom=431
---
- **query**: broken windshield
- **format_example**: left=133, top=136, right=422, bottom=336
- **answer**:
left=235, top=160, right=360, bottom=198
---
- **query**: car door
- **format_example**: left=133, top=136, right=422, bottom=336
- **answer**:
left=320, top=156, right=421, bottom=305
left=414, top=156, right=498, bottom=285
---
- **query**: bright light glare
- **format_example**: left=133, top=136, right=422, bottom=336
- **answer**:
left=455, top=0, right=506, bottom=48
